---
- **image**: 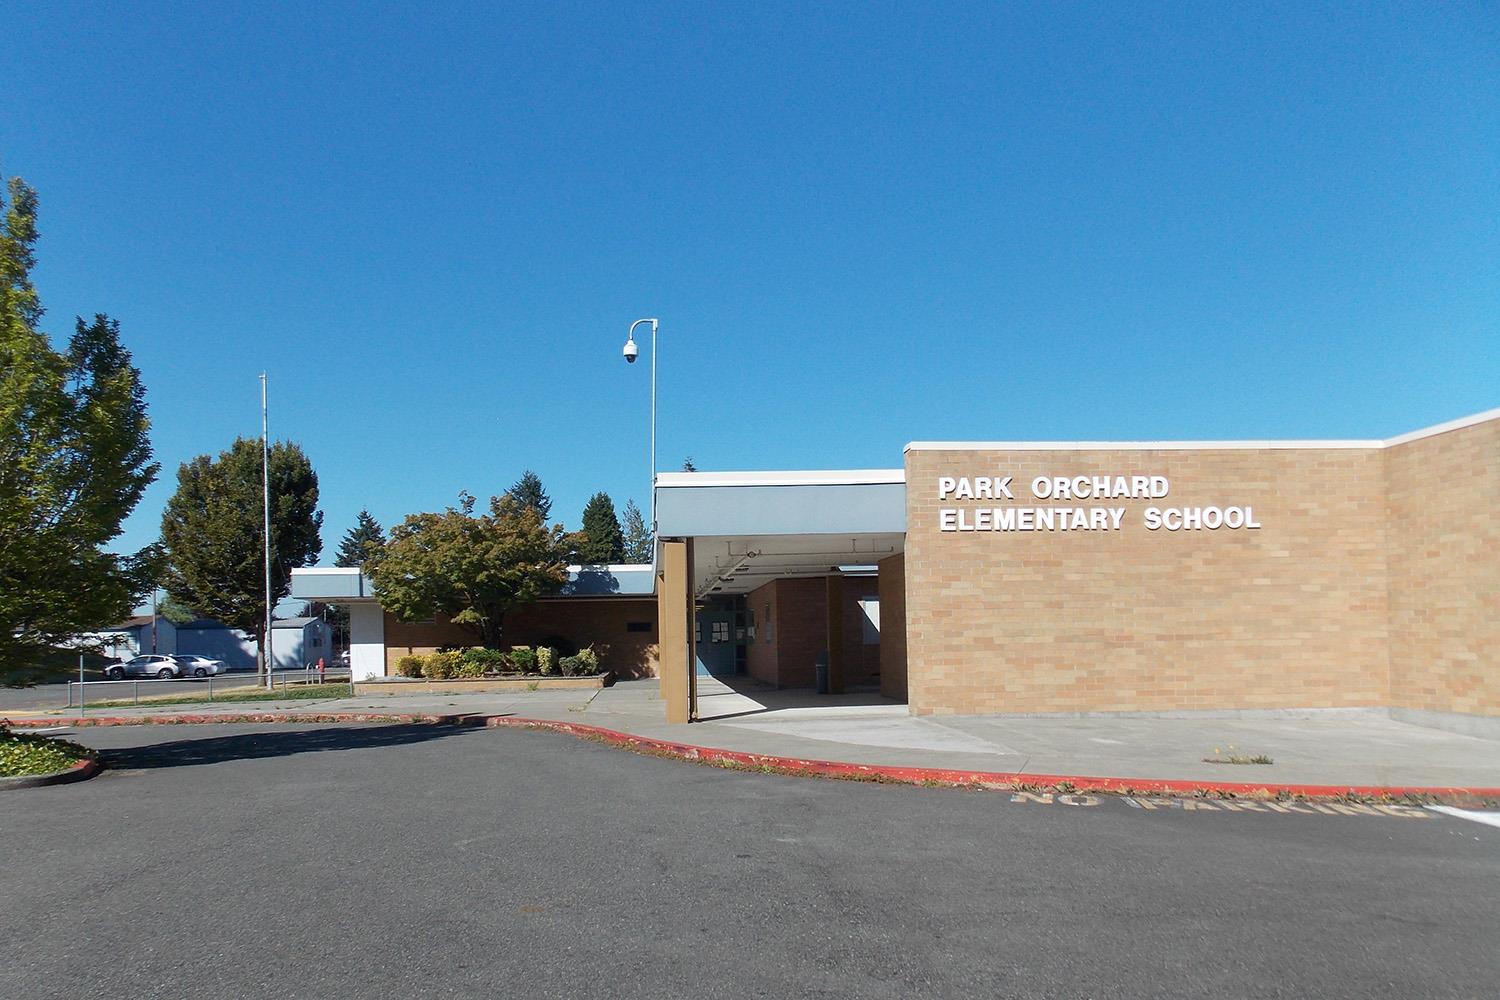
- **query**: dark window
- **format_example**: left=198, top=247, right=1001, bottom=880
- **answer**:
left=626, top=621, right=651, bottom=633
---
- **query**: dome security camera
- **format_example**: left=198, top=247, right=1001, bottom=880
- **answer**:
left=623, top=339, right=639, bottom=364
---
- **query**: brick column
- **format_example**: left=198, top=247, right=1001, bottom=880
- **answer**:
left=878, top=553, right=907, bottom=702
left=657, top=539, right=693, bottom=723
left=825, top=574, right=846, bottom=694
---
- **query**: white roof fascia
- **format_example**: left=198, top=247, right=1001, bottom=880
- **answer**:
left=906, top=406, right=1500, bottom=453
left=1382, top=407, right=1500, bottom=447
left=655, top=469, right=905, bottom=488
left=905, top=439, right=1382, bottom=452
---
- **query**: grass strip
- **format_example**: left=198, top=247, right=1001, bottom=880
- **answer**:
left=86, top=683, right=353, bottom=709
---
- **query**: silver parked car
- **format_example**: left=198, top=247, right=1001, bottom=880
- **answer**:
left=172, top=654, right=227, bottom=678
left=105, top=654, right=180, bottom=680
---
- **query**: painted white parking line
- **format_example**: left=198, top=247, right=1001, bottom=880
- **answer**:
left=1426, top=806, right=1500, bottom=830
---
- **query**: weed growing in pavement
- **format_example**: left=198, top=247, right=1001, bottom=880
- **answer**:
left=1203, top=743, right=1274, bottom=765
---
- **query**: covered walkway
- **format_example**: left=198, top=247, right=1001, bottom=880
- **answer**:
left=652, top=469, right=908, bottom=723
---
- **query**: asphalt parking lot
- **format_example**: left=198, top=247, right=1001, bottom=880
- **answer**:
left=4, top=722, right=1497, bottom=999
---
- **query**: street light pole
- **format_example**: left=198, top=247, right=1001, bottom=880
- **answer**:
left=623, top=318, right=660, bottom=536
left=261, top=373, right=274, bottom=690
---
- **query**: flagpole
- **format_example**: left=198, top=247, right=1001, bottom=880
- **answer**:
left=261, top=373, right=274, bottom=689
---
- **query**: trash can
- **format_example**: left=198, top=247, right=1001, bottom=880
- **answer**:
left=815, top=652, right=829, bottom=694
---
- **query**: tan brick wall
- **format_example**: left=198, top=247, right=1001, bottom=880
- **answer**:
left=903, top=447, right=1392, bottom=715
left=1386, top=419, right=1500, bottom=716
left=383, top=598, right=658, bottom=678
left=878, top=554, right=908, bottom=700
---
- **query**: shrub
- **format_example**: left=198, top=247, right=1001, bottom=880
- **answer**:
left=455, top=657, right=485, bottom=678
left=536, top=647, right=558, bottom=676
left=558, top=655, right=585, bottom=677
left=461, top=647, right=508, bottom=674
left=425, top=651, right=463, bottom=680
left=575, top=646, right=601, bottom=675
left=508, top=647, right=538, bottom=674
left=395, top=655, right=424, bottom=678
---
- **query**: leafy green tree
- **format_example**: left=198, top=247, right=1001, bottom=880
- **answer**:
left=578, top=492, right=625, bottom=564
left=335, top=509, right=385, bottom=567
left=621, top=498, right=651, bottom=563
left=509, top=469, right=552, bottom=522
left=0, top=175, right=160, bottom=683
left=368, top=491, right=570, bottom=647
left=159, top=438, right=323, bottom=674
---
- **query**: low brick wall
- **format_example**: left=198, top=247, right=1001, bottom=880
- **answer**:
left=354, top=674, right=612, bottom=696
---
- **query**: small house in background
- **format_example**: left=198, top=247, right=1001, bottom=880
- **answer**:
left=167, top=617, right=336, bottom=670
left=89, top=616, right=177, bottom=660
left=271, top=617, right=335, bottom=668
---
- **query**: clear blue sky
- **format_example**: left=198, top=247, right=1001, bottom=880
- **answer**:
left=5, top=2, right=1497, bottom=565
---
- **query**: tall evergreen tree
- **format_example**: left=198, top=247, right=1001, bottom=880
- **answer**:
left=0, top=175, right=160, bottom=683
left=578, top=492, right=625, bottom=564
left=160, top=437, right=323, bottom=675
left=681, top=456, right=698, bottom=472
left=335, top=509, right=386, bottom=567
left=156, top=594, right=198, bottom=625
left=621, top=498, right=651, bottom=563
left=510, top=469, right=551, bottom=522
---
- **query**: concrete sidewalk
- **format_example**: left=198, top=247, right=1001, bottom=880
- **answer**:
left=12, top=676, right=1500, bottom=790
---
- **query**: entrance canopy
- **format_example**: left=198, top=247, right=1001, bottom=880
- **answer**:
left=684, top=533, right=903, bottom=598
left=654, top=469, right=907, bottom=597
left=652, top=469, right=909, bottom=721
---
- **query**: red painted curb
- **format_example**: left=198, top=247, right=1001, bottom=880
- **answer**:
left=9, top=711, right=1497, bottom=802
left=484, top=716, right=1500, bottom=803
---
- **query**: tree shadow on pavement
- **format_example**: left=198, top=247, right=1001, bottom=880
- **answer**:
left=99, top=723, right=475, bottom=770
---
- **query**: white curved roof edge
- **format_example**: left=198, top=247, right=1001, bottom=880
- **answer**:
left=1383, top=406, right=1500, bottom=446
left=655, top=469, right=905, bottom=487
left=905, top=406, right=1500, bottom=453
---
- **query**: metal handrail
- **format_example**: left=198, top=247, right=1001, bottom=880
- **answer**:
left=64, top=666, right=352, bottom=712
